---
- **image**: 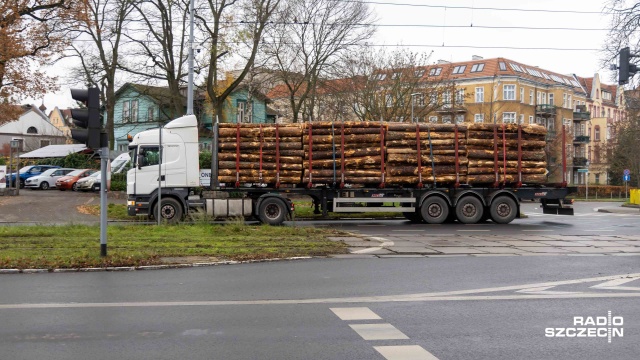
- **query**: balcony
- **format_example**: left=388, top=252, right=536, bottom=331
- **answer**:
left=436, top=104, right=467, bottom=114
left=536, top=104, right=556, bottom=117
left=545, top=130, right=556, bottom=141
left=573, top=157, right=588, bottom=167
left=573, top=111, right=591, bottom=121
left=573, top=135, right=590, bottom=143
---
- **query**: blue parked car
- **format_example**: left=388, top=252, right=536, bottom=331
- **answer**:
left=6, top=165, right=60, bottom=189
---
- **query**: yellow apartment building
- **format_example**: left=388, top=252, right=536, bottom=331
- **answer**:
left=48, top=107, right=74, bottom=144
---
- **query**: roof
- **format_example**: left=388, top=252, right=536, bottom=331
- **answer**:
left=574, top=75, right=618, bottom=105
left=19, top=144, right=89, bottom=158
left=116, top=83, right=187, bottom=106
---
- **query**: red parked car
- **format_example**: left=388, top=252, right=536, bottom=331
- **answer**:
left=55, top=169, right=97, bottom=191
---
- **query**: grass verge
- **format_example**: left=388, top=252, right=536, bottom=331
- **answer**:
left=0, top=222, right=348, bottom=269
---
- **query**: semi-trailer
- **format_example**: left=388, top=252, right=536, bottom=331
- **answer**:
left=126, top=115, right=575, bottom=225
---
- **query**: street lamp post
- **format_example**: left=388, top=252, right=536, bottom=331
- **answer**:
left=10, top=140, right=19, bottom=195
left=411, top=93, right=421, bottom=123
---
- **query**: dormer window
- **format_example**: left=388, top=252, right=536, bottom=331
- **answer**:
left=499, top=62, right=507, bottom=71
left=27, top=127, right=38, bottom=134
left=470, top=63, right=485, bottom=72
left=452, top=65, right=466, bottom=74
left=429, top=68, right=442, bottom=76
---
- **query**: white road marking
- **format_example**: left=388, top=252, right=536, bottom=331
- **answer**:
left=349, top=323, right=409, bottom=340
left=351, top=238, right=394, bottom=254
left=374, top=345, right=440, bottom=360
left=456, top=230, right=490, bottom=232
left=516, top=286, right=582, bottom=295
left=591, top=277, right=640, bottom=291
left=2, top=274, right=639, bottom=310
left=330, top=307, right=381, bottom=321
left=583, top=230, right=616, bottom=232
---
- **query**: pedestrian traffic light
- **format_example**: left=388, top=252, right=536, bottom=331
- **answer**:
left=70, top=87, right=102, bottom=149
left=618, top=47, right=638, bottom=85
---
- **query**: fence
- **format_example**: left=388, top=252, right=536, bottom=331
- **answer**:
left=575, top=185, right=637, bottom=200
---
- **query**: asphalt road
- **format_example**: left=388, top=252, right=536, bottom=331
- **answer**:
left=1, top=256, right=638, bottom=360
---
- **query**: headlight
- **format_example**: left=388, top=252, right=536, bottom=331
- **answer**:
left=63, top=180, right=71, bottom=183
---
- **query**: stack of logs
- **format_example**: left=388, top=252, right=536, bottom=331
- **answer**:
left=217, top=124, right=303, bottom=184
left=215, top=122, right=549, bottom=187
left=465, top=123, right=548, bottom=184
left=302, top=122, right=385, bottom=185
left=384, top=123, right=468, bottom=185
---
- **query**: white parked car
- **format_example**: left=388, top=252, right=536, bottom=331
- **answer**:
left=25, top=168, right=75, bottom=190
left=76, top=171, right=101, bottom=192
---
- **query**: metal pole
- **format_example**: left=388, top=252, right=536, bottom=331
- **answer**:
left=100, top=147, right=109, bottom=256
left=158, top=125, right=163, bottom=225
left=585, top=172, right=588, bottom=200
left=15, top=144, right=19, bottom=196
left=211, top=115, right=219, bottom=189
left=186, top=0, right=195, bottom=115
left=411, top=96, right=414, bottom=123
left=8, top=145, right=12, bottom=191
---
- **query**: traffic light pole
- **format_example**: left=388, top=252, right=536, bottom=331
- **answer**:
left=100, top=147, right=109, bottom=256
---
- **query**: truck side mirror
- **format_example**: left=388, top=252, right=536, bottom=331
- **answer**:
left=137, top=155, right=144, bottom=169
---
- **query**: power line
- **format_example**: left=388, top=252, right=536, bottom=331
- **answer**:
left=342, top=0, right=604, bottom=14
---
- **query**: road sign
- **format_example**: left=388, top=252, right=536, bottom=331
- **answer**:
left=624, top=169, right=631, bottom=176
left=624, top=174, right=631, bottom=182
left=577, top=169, right=589, bottom=173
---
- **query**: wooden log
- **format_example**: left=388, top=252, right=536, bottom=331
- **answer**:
left=302, top=127, right=382, bottom=135
left=303, top=121, right=382, bottom=128
left=385, top=165, right=466, bottom=176
left=219, top=136, right=301, bottom=143
left=467, top=167, right=547, bottom=175
left=468, top=160, right=547, bottom=168
left=304, top=143, right=379, bottom=151
left=218, top=141, right=302, bottom=150
left=303, top=176, right=384, bottom=184
left=386, top=123, right=468, bottom=132
left=385, top=132, right=458, bottom=140
left=466, top=174, right=547, bottom=183
left=218, top=169, right=301, bottom=177
left=466, top=149, right=546, bottom=161
left=218, top=161, right=303, bottom=171
left=465, top=139, right=547, bottom=148
left=468, top=131, right=545, bottom=140
left=303, top=134, right=381, bottom=144
left=387, top=154, right=469, bottom=165
left=385, top=175, right=468, bottom=184
left=306, top=148, right=381, bottom=160
left=218, top=176, right=301, bottom=184
left=385, top=139, right=466, bottom=148
left=310, top=156, right=382, bottom=169
left=467, top=123, right=547, bottom=135
left=387, top=149, right=468, bottom=156
left=218, top=127, right=302, bottom=137
left=217, top=153, right=302, bottom=163
left=303, top=169, right=382, bottom=178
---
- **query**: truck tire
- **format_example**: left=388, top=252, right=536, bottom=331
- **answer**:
left=489, top=196, right=517, bottom=224
left=152, top=198, right=183, bottom=224
left=420, top=196, right=449, bottom=224
left=402, top=212, right=423, bottom=223
left=455, top=196, right=484, bottom=224
left=258, top=197, right=287, bottom=225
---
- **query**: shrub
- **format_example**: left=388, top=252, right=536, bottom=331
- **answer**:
left=575, top=185, right=636, bottom=198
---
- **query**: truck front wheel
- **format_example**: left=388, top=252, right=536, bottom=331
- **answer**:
left=420, top=197, right=449, bottom=224
left=489, top=196, right=517, bottom=224
left=455, top=196, right=484, bottom=224
left=152, top=198, right=183, bottom=224
left=258, top=197, right=287, bottom=225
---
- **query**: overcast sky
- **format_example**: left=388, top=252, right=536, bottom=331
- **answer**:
left=34, top=0, right=616, bottom=111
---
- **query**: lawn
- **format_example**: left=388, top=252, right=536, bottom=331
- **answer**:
left=0, top=222, right=348, bottom=269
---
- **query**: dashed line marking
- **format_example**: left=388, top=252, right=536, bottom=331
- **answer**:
left=330, top=307, right=381, bottom=321
left=375, top=345, right=440, bottom=360
left=349, top=323, right=409, bottom=340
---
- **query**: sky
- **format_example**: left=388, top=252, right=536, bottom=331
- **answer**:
left=32, top=0, right=616, bottom=111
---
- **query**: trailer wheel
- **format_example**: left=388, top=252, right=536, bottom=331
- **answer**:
left=152, top=198, right=183, bottom=224
left=455, top=196, right=483, bottom=224
left=489, top=196, right=517, bottom=224
left=420, top=197, right=449, bottom=224
left=258, top=197, right=287, bottom=225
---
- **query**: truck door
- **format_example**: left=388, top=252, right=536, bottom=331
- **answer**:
left=136, top=146, right=161, bottom=195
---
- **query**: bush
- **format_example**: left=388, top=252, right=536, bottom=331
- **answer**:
left=575, top=185, right=636, bottom=198
left=200, top=150, right=212, bottom=168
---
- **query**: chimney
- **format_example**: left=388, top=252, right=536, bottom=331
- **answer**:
left=437, top=60, right=450, bottom=64
left=472, top=55, right=483, bottom=60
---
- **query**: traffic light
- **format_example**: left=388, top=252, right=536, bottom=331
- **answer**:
left=618, top=47, right=638, bottom=85
left=70, top=87, right=103, bottom=149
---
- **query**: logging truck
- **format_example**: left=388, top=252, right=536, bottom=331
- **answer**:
left=126, top=114, right=575, bottom=225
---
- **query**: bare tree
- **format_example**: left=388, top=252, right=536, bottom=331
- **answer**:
left=68, top=0, right=136, bottom=150
left=263, top=0, right=375, bottom=123
left=603, top=1, right=640, bottom=84
left=608, top=90, right=640, bottom=186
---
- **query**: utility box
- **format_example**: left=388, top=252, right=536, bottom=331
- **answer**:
left=206, top=198, right=252, bottom=217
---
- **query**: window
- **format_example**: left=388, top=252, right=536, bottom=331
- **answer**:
left=131, top=100, right=138, bottom=122
left=391, top=72, right=401, bottom=80
left=607, top=125, right=612, bottom=140
left=474, top=114, right=484, bottom=123
left=429, top=116, right=438, bottom=123
left=455, top=89, right=464, bottom=104
left=139, top=146, right=160, bottom=167
left=27, top=127, right=38, bottom=134
left=443, top=91, right=452, bottom=107
left=528, top=115, right=534, bottom=124
left=547, top=119, right=555, bottom=131
left=529, top=90, right=534, bottom=105
left=563, top=94, right=567, bottom=108
left=541, top=93, right=547, bottom=104
left=429, top=93, right=438, bottom=105
left=475, top=87, right=484, bottom=103
left=503, top=112, right=516, bottom=124
left=520, top=87, right=524, bottom=103
left=567, top=95, right=572, bottom=109
left=414, top=93, right=425, bottom=106
left=429, top=68, right=442, bottom=76
left=385, top=94, right=393, bottom=107
left=503, top=85, right=516, bottom=100
left=147, top=106, right=155, bottom=122
left=442, top=116, right=452, bottom=124
left=595, top=173, right=600, bottom=185
left=470, top=63, right=485, bottom=72
left=519, top=114, right=524, bottom=124
left=455, top=114, right=465, bottom=124
left=123, top=101, right=130, bottom=122
left=537, top=92, right=541, bottom=105
left=118, top=143, right=128, bottom=152
left=452, top=65, right=466, bottom=74
left=549, top=94, right=554, bottom=105
left=499, top=62, right=507, bottom=71
left=414, top=69, right=425, bottom=77
left=594, top=145, right=600, bottom=163
left=40, top=139, right=50, bottom=147
left=594, top=125, right=600, bottom=141
left=563, top=118, right=571, bottom=126
left=237, top=101, right=247, bottom=122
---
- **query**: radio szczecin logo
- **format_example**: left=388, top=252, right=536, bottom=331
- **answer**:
left=545, top=311, right=623, bottom=343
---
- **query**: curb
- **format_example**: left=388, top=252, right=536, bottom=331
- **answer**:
left=0, top=256, right=314, bottom=275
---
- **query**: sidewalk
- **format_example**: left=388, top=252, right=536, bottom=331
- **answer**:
left=596, top=204, right=640, bottom=214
